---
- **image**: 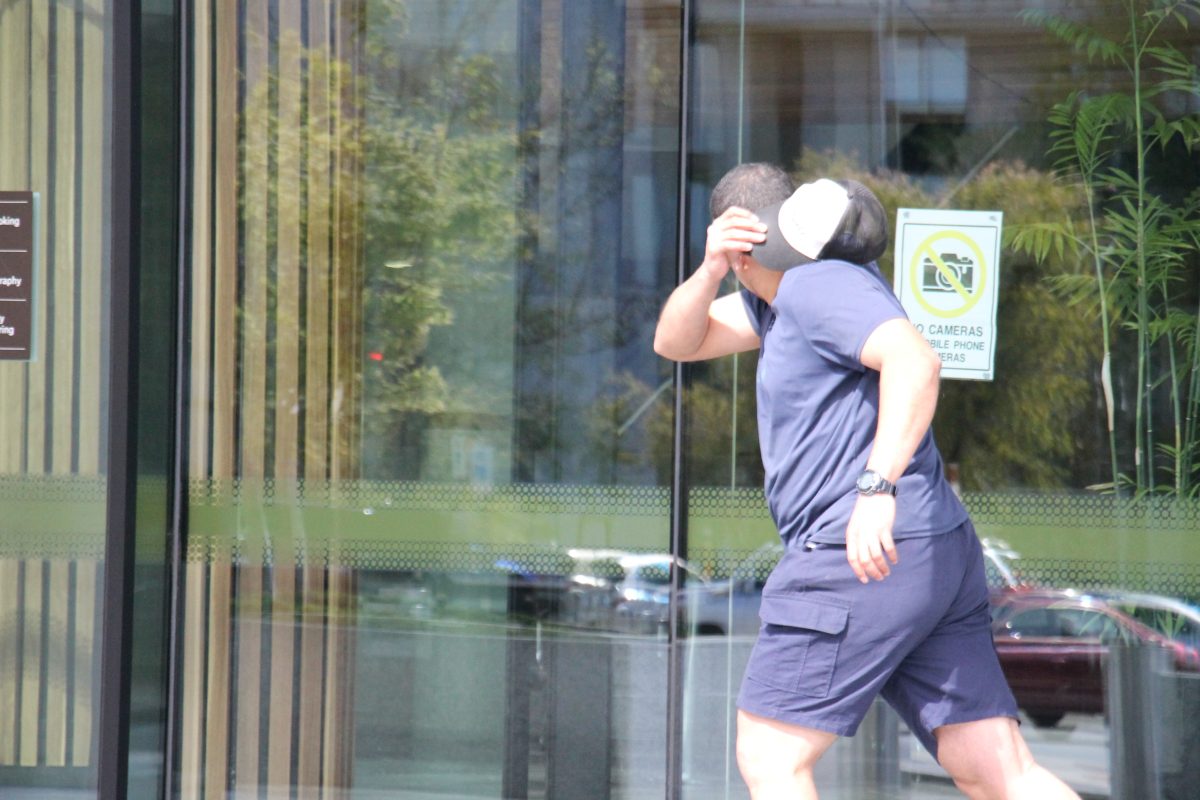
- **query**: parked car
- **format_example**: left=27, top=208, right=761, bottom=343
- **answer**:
left=989, top=588, right=1200, bottom=728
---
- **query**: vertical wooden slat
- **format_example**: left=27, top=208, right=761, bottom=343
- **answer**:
left=19, top=561, right=43, bottom=766
left=203, top=3, right=248, bottom=795
left=71, top=559, right=96, bottom=766
left=304, top=2, right=332, bottom=483
left=190, top=2, right=369, bottom=795
left=44, top=559, right=70, bottom=765
left=266, top=565, right=295, bottom=796
left=329, top=9, right=362, bottom=483
left=0, top=559, right=19, bottom=765
left=321, top=567, right=355, bottom=796
left=78, top=0, right=106, bottom=475
left=294, top=565, right=325, bottom=799
left=234, top=562, right=264, bottom=796
left=179, top=560, right=208, bottom=800
left=211, top=0, right=238, bottom=480
left=325, top=11, right=361, bottom=792
left=51, top=0, right=77, bottom=474
left=0, top=0, right=31, bottom=162
left=0, top=1, right=31, bottom=473
left=203, top=560, right=232, bottom=800
left=274, top=5, right=302, bottom=480
left=266, top=7, right=304, bottom=785
left=0, top=0, right=30, bottom=749
left=234, top=2, right=271, bottom=790
left=329, top=8, right=346, bottom=484
left=25, top=0, right=50, bottom=473
left=240, top=0, right=270, bottom=481
left=0, top=0, right=105, bottom=778
left=189, top=0, right=215, bottom=481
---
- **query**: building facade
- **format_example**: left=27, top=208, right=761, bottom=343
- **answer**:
left=1, top=0, right=1199, bottom=798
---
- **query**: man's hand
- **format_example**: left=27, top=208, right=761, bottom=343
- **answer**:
left=845, top=494, right=899, bottom=583
left=652, top=207, right=765, bottom=362
left=847, top=317, right=940, bottom=582
left=701, top=207, right=767, bottom=281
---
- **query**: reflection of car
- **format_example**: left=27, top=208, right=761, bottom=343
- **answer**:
left=567, top=550, right=761, bottom=637
left=980, top=537, right=1024, bottom=590
left=1085, top=590, right=1200, bottom=649
left=990, top=588, right=1200, bottom=728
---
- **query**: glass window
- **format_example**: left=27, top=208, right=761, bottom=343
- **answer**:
left=178, top=0, right=680, bottom=797
left=683, top=1, right=1200, bottom=798
left=0, top=1, right=111, bottom=796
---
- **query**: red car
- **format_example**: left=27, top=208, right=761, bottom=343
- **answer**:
left=990, top=588, right=1200, bottom=728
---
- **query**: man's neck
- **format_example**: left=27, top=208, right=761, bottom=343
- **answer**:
left=744, top=268, right=784, bottom=305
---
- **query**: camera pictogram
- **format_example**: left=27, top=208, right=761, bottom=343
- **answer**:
left=922, top=252, right=974, bottom=293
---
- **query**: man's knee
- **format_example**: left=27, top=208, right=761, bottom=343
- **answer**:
left=938, top=717, right=1082, bottom=800
left=935, top=717, right=1035, bottom=798
left=735, top=710, right=836, bottom=788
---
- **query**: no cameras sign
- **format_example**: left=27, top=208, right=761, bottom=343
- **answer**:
left=892, top=208, right=1002, bottom=381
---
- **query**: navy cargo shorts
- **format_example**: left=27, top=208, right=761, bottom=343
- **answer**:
left=736, top=520, right=1019, bottom=758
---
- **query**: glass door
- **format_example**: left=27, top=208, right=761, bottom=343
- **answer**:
left=177, top=1, right=681, bottom=797
left=682, top=1, right=1200, bottom=798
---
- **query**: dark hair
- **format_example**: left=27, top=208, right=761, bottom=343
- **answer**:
left=709, top=162, right=795, bottom=220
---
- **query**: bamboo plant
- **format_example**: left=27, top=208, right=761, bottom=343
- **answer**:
left=1013, top=0, right=1200, bottom=497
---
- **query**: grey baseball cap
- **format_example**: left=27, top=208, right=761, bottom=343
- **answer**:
left=752, top=178, right=888, bottom=270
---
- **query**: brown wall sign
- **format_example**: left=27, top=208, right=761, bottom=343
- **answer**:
left=0, top=191, right=37, bottom=361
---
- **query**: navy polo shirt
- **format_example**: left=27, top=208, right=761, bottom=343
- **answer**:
left=740, top=260, right=966, bottom=546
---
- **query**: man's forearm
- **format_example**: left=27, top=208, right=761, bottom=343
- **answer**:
left=653, top=266, right=725, bottom=360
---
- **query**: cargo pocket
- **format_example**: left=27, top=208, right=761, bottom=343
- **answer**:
left=747, top=593, right=849, bottom=698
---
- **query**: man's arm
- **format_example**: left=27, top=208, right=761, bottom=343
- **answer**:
left=653, top=207, right=765, bottom=361
left=845, top=318, right=942, bottom=583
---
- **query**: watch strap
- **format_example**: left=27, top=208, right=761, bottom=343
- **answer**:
left=857, top=470, right=897, bottom=497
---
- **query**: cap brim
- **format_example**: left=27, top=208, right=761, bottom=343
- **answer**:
left=751, top=200, right=818, bottom=272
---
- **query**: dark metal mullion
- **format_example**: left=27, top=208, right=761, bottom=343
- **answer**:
left=665, top=0, right=694, bottom=798
left=162, top=0, right=196, bottom=795
left=97, top=0, right=142, bottom=796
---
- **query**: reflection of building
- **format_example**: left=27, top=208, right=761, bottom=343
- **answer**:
left=695, top=0, right=1108, bottom=178
left=0, top=0, right=1198, bottom=798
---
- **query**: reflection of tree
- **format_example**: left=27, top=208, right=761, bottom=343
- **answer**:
left=1015, top=1, right=1200, bottom=497
left=236, top=28, right=367, bottom=480
left=930, top=162, right=1104, bottom=489
left=591, top=365, right=760, bottom=487
left=355, top=1, right=521, bottom=478
left=803, top=154, right=1105, bottom=490
left=512, top=18, right=637, bottom=483
left=350, top=0, right=650, bottom=483
left=604, top=151, right=1105, bottom=492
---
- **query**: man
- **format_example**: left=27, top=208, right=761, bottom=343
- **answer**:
left=653, top=163, right=1079, bottom=800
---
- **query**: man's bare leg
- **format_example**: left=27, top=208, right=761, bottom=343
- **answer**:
left=935, top=717, right=1081, bottom=800
left=736, top=709, right=838, bottom=800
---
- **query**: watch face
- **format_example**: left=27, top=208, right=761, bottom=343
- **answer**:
left=857, top=471, right=877, bottom=493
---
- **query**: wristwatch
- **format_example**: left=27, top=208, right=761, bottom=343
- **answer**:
left=856, top=469, right=897, bottom=497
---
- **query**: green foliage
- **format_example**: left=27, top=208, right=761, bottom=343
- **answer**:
left=1015, top=0, right=1200, bottom=497
left=350, top=4, right=523, bottom=475
left=790, top=154, right=1103, bottom=491
left=616, top=150, right=1103, bottom=491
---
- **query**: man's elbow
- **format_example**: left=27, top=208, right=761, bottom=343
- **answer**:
left=921, top=347, right=942, bottom=382
left=917, top=347, right=942, bottom=395
left=653, top=330, right=685, bottom=361
left=885, top=343, right=941, bottom=392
